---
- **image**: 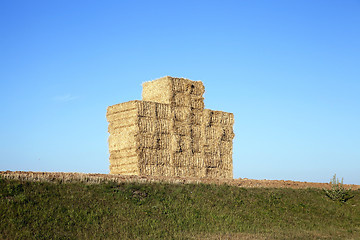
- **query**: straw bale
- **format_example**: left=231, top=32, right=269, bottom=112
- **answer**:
left=203, top=139, right=220, bottom=151
left=190, top=137, right=203, bottom=153
left=157, top=119, right=173, bottom=134
left=172, top=77, right=205, bottom=95
left=136, top=101, right=156, bottom=118
left=191, top=140, right=203, bottom=153
left=162, top=166, right=175, bottom=177
left=172, top=77, right=189, bottom=93
left=220, top=112, right=235, bottom=126
left=204, top=126, right=224, bottom=140
left=204, top=151, right=221, bottom=168
left=172, top=151, right=192, bottom=167
left=202, top=109, right=216, bottom=126
left=142, top=76, right=173, bottom=104
left=138, top=149, right=171, bottom=166
left=137, top=117, right=173, bottom=134
left=108, top=133, right=137, bottom=151
left=173, top=122, right=191, bottom=136
left=184, top=167, right=196, bottom=177
left=190, top=109, right=203, bottom=125
left=107, top=107, right=138, bottom=124
left=137, top=133, right=171, bottom=149
left=202, top=109, right=234, bottom=127
left=190, top=96, right=205, bottom=110
left=171, top=135, right=191, bottom=152
left=142, top=76, right=205, bottom=106
left=172, top=166, right=201, bottom=178
left=141, top=164, right=152, bottom=176
left=110, top=163, right=139, bottom=175
left=190, top=125, right=204, bottom=139
left=196, top=167, right=207, bottom=178
left=110, top=155, right=138, bottom=166
left=137, top=134, right=157, bottom=149
left=219, top=154, right=233, bottom=170
left=158, top=134, right=172, bottom=149
left=106, top=101, right=138, bottom=116
left=155, top=103, right=173, bottom=119
left=220, top=140, right=233, bottom=155
left=142, top=164, right=168, bottom=176
left=173, top=106, right=191, bottom=122
left=108, top=119, right=138, bottom=134
left=224, top=169, right=233, bottom=179
left=189, top=80, right=205, bottom=96
left=109, top=148, right=137, bottom=159
left=192, top=153, right=204, bottom=168
left=106, top=110, right=138, bottom=123
left=173, top=92, right=191, bottom=107
left=173, top=167, right=186, bottom=177
left=138, top=117, right=155, bottom=133
left=220, top=127, right=235, bottom=141
left=107, top=101, right=168, bottom=122
left=205, top=168, right=221, bottom=178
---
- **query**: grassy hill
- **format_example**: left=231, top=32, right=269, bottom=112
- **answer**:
left=1, top=177, right=359, bottom=239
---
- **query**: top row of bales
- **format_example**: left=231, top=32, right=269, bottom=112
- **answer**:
left=142, top=76, right=205, bottom=110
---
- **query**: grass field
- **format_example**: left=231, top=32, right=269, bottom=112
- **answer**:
left=1, top=177, right=359, bottom=239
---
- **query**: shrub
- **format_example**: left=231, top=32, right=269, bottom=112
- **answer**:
left=324, top=174, right=354, bottom=203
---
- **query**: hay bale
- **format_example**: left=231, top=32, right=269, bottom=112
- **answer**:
left=138, top=149, right=171, bottom=166
left=171, top=135, right=191, bottom=153
left=108, top=119, right=138, bottom=134
left=220, top=140, right=233, bottom=155
left=110, top=163, right=139, bottom=175
left=155, top=103, right=173, bottom=119
left=190, top=109, right=203, bottom=125
left=202, top=109, right=234, bottom=127
left=107, top=101, right=138, bottom=116
left=172, top=151, right=192, bottom=167
left=173, top=106, right=191, bottom=122
left=173, top=122, right=191, bottom=136
left=190, top=96, right=205, bottom=110
left=108, top=132, right=137, bottom=151
left=204, top=126, right=224, bottom=140
left=142, top=76, right=173, bottom=104
left=137, top=133, right=171, bottom=149
left=190, top=138, right=203, bottom=153
left=192, top=153, right=204, bottom=168
left=109, top=148, right=137, bottom=158
left=142, top=76, right=205, bottom=108
left=110, top=155, right=138, bottom=166
left=107, top=100, right=158, bottom=120
left=190, top=125, right=204, bottom=139
left=138, top=117, right=172, bottom=134
left=173, top=92, right=191, bottom=107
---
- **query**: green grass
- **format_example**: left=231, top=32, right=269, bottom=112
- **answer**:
left=1, top=177, right=359, bottom=239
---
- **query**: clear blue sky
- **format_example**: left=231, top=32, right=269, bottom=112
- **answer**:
left=1, top=1, right=359, bottom=184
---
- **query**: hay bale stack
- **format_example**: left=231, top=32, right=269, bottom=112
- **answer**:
left=107, top=100, right=173, bottom=176
left=107, top=76, right=234, bottom=179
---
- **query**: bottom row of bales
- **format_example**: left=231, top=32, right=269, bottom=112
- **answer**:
left=139, top=165, right=232, bottom=179
left=108, top=149, right=233, bottom=178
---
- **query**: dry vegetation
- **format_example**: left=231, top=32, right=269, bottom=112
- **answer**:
left=1, top=171, right=359, bottom=190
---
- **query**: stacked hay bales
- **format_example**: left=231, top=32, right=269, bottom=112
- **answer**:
left=107, top=76, right=234, bottom=179
left=107, top=100, right=173, bottom=176
left=202, top=109, right=234, bottom=178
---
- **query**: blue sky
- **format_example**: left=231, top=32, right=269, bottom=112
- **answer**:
left=1, top=0, right=359, bottom=184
